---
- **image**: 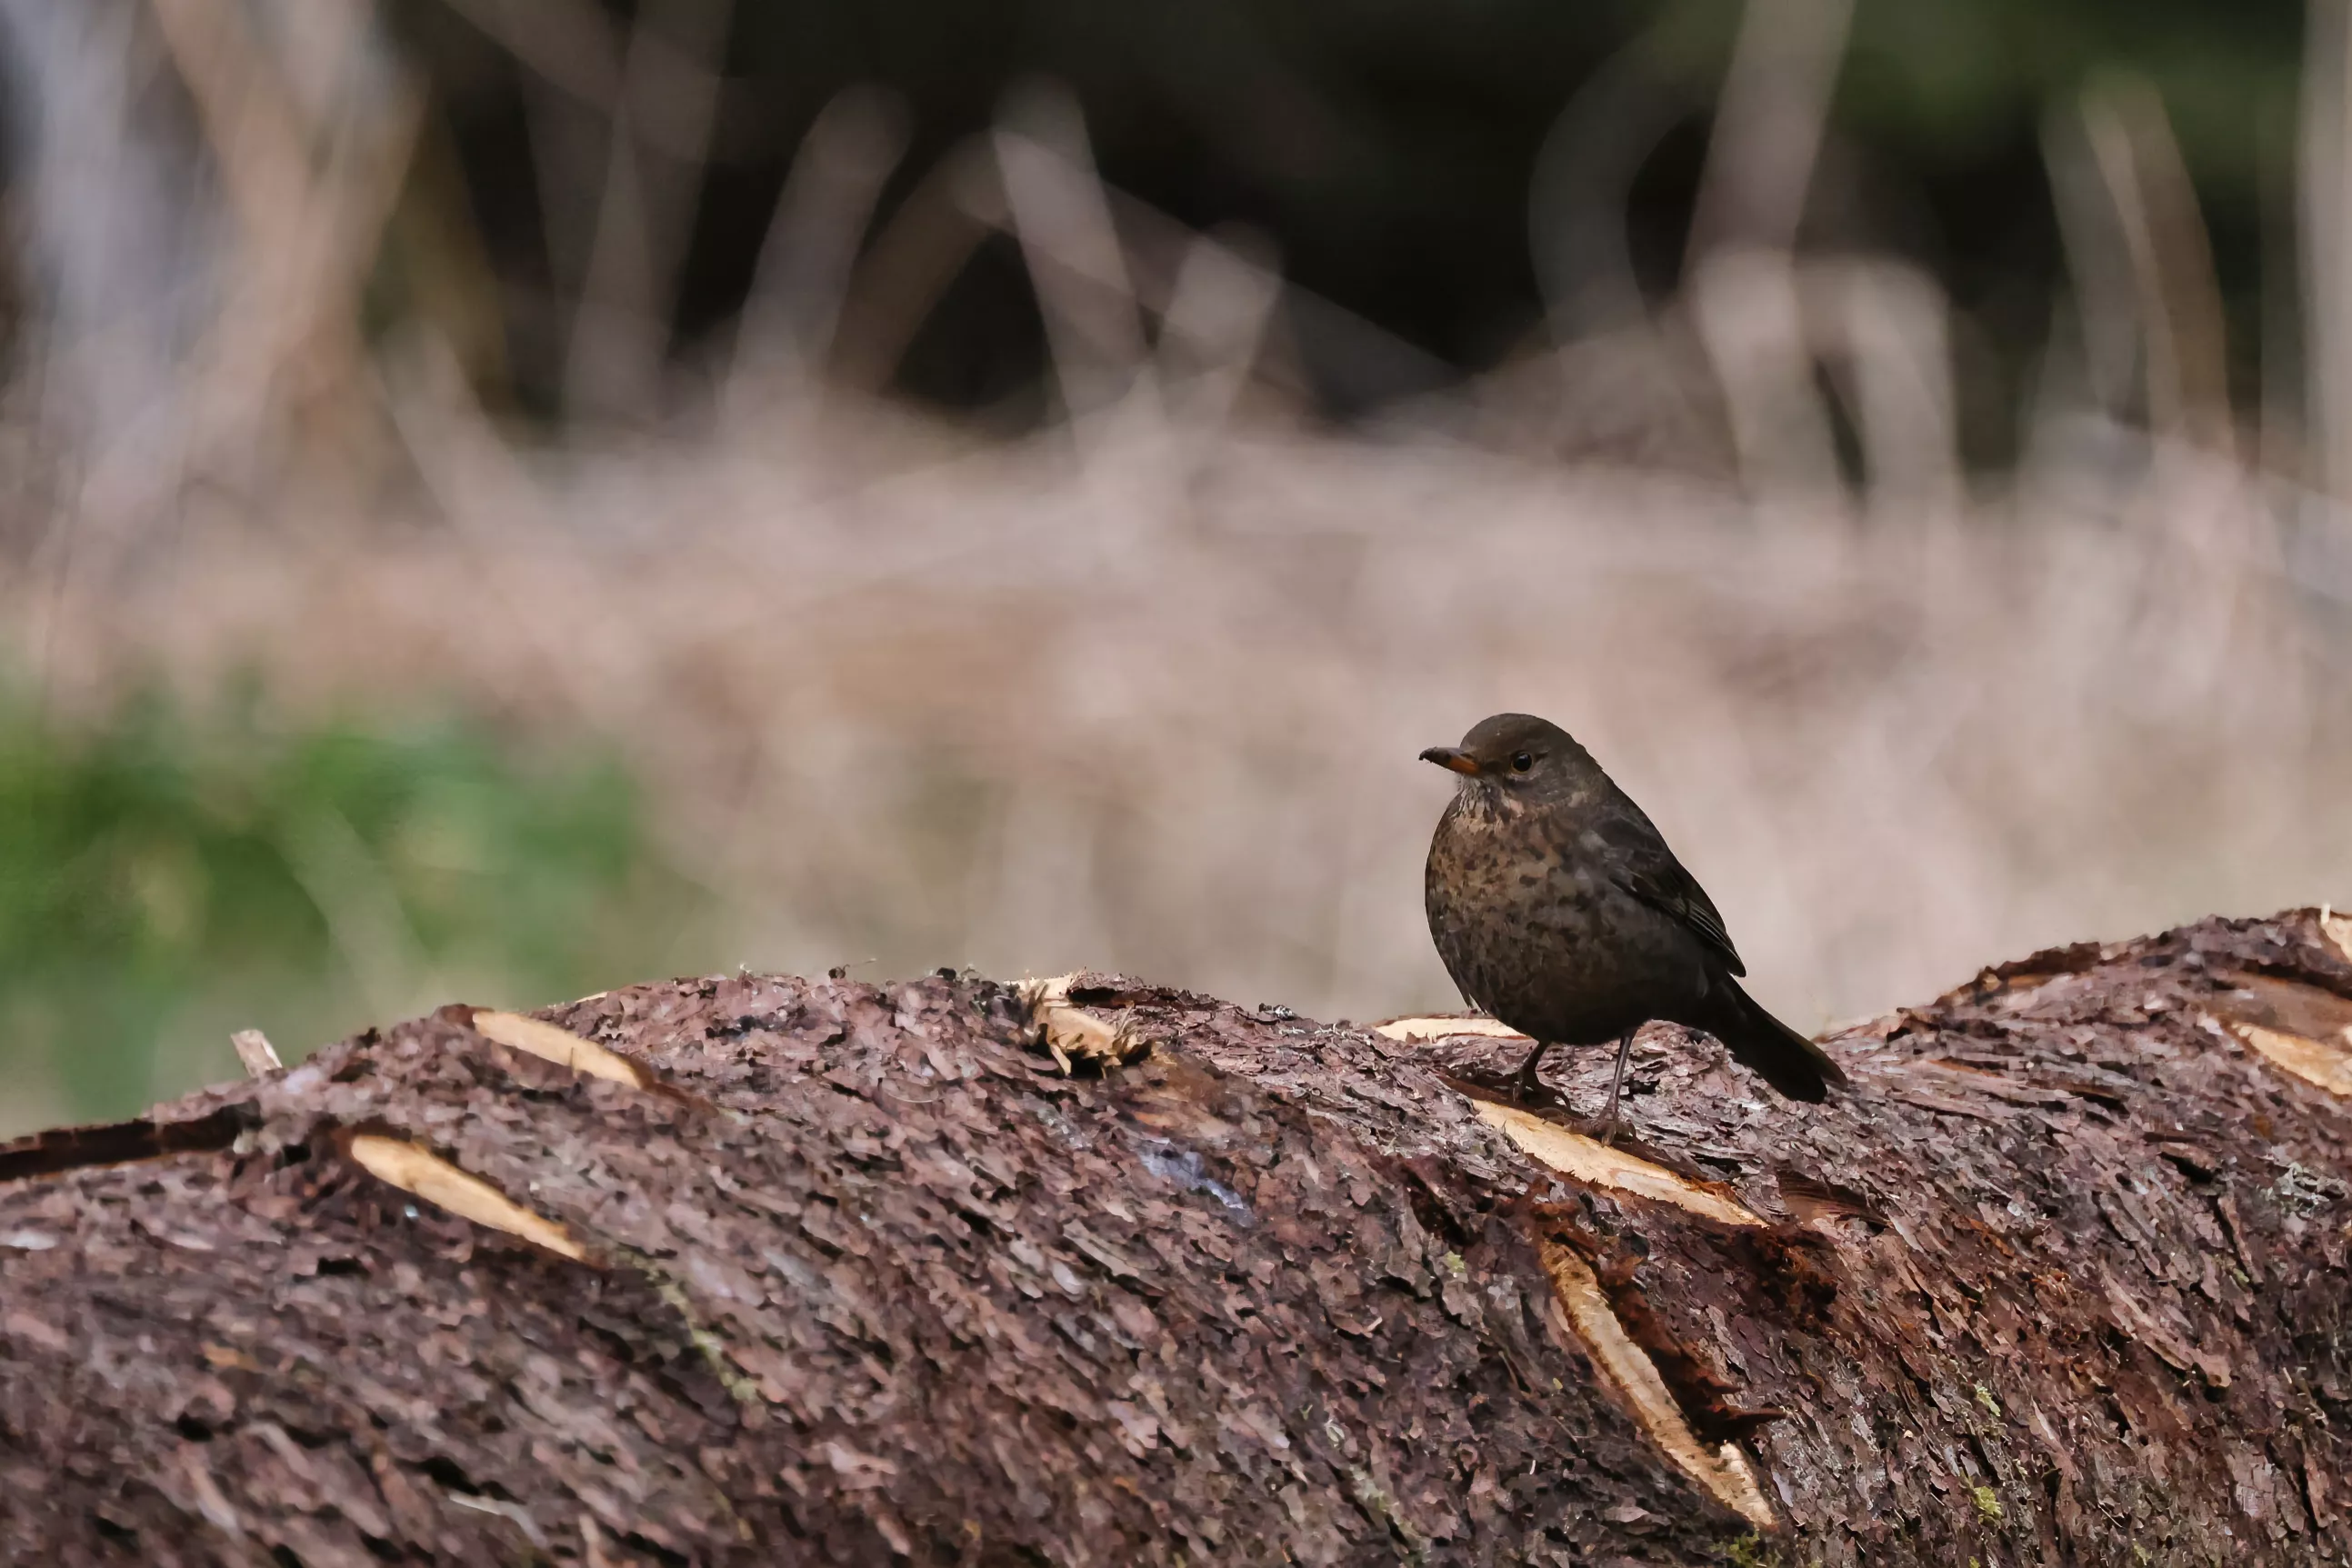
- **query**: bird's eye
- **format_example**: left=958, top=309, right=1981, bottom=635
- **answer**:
left=1510, top=751, right=1534, bottom=773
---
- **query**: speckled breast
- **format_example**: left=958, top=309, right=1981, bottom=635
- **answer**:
left=1424, top=796, right=1713, bottom=1046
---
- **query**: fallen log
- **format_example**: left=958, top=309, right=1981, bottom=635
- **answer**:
left=5, top=911, right=2352, bottom=1565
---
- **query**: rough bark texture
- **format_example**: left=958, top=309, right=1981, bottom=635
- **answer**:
left=5, top=911, right=2352, bottom=1565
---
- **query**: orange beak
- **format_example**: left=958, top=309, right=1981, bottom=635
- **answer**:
left=1419, top=746, right=1479, bottom=775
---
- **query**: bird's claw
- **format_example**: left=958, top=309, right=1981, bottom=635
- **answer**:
left=1582, top=1114, right=1626, bottom=1148
left=1500, top=1040, right=1557, bottom=1105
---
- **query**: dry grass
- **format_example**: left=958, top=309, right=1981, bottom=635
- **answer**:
left=6, top=2, right=2352, bottom=1114
left=16, top=372, right=2348, bottom=1047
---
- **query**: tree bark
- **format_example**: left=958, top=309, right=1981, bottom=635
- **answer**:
left=5, top=911, right=2352, bottom=1565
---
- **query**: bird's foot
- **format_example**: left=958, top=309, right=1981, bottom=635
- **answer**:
left=1578, top=1113, right=1626, bottom=1148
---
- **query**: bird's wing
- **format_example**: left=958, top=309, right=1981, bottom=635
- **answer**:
left=1592, top=812, right=1746, bottom=976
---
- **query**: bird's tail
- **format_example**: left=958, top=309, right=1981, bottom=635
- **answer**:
left=1709, top=981, right=1847, bottom=1102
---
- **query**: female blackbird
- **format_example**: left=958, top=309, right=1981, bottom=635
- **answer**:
left=1420, top=713, right=1844, bottom=1130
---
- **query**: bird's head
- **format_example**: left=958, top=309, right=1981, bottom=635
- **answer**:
left=1419, top=713, right=1598, bottom=806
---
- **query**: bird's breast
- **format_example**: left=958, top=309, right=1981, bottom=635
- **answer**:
left=1425, top=802, right=1710, bottom=1045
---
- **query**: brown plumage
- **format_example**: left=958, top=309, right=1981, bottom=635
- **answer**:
left=1420, top=713, right=1844, bottom=1125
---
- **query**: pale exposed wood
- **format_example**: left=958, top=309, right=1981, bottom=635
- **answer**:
left=2202, top=969, right=2352, bottom=1096
left=1476, top=1100, right=1765, bottom=1228
left=2226, top=1019, right=2352, bottom=1097
left=1539, top=1242, right=1777, bottom=1531
left=1373, top=1014, right=1530, bottom=1043
left=346, top=1134, right=589, bottom=1262
left=469, top=1007, right=650, bottom=1089
left=1021, top=974, right=1152, bottom=1072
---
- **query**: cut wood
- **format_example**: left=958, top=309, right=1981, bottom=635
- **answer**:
left=4, top=912, right=2352, bottom=1564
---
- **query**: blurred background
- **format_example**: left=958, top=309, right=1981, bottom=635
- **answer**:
left=3, top=0, right=2348, bottom=1133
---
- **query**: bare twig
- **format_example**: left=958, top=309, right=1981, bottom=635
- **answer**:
left=230, top=1029, right=283, bottom=1077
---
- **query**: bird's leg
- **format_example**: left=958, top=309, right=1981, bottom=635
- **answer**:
left=1594, top=1030, right=1637, bottom=1145
left=1510, top=1040, right=1553, bottom=1103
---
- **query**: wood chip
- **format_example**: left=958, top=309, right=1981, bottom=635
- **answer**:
left=1539, top=1242, right=1777, bottom=1530
left=346, top=1134, right=589, bottom=1262
left=230, top=1029, right=283, bottom=1076
left=468, top=1009, right=650, bottom=1089
left=1023, top=976, right=1152, bottom=1071
left=1475, top=1101, right=1764, bottom=1228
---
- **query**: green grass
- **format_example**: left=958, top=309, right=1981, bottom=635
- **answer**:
left=0, top=681, right=708, bottom=1128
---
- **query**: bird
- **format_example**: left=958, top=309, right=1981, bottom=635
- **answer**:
left=1419, top=712, right=1843, bottom=1134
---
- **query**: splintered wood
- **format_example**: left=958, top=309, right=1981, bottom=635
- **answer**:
left=1539, top=1242, right=1778, bottom=1530
left=465, top=1007, right=652, bottom=1088
left=345, top=1134, right=589, bottom=1262
left=2227, top=1021, right=2352, bottom=1096
left=1474, top=1100, right=1764, bottom=1227
left=1022, top=974, right=1152, bottom=1072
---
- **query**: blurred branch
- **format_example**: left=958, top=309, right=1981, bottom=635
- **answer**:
left=1154, top=225, right=1282, bottom=431
left=2043, top=105, right=2143, bottom=421
left=726, top=86, right=911, bottom=419
left=1529, top=31, right=1689, bottom=340
left=1523, top=28, right=1726, bottom=480
left=993, top=82, right=1152, bottom=425
left=133, top=0, right=418, bottom=510
left=2077, top=76, right=2233, bottom=451
left=564, top=0, right=732, bottom=421
left=828, top=140, right=1006, bottom=397
left=461, top=0, right=620, bottom=102
left=1800, top=258, right=1960, bottom=517
left=2307, top=0, right=2352, bottom=498
left=828, top=103, right=1447, bottom=418
left=1683, top=0, right=1853, bottom=504
left=1687, top=248, right=1841, bottom=499
left=148, top=0, right=316, bottom=256
left=439, top=0, right=736, bottom=164
left=1686, top=247, right=1962, bottom=514
left=1686, top=0, right=1852, bottom=264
